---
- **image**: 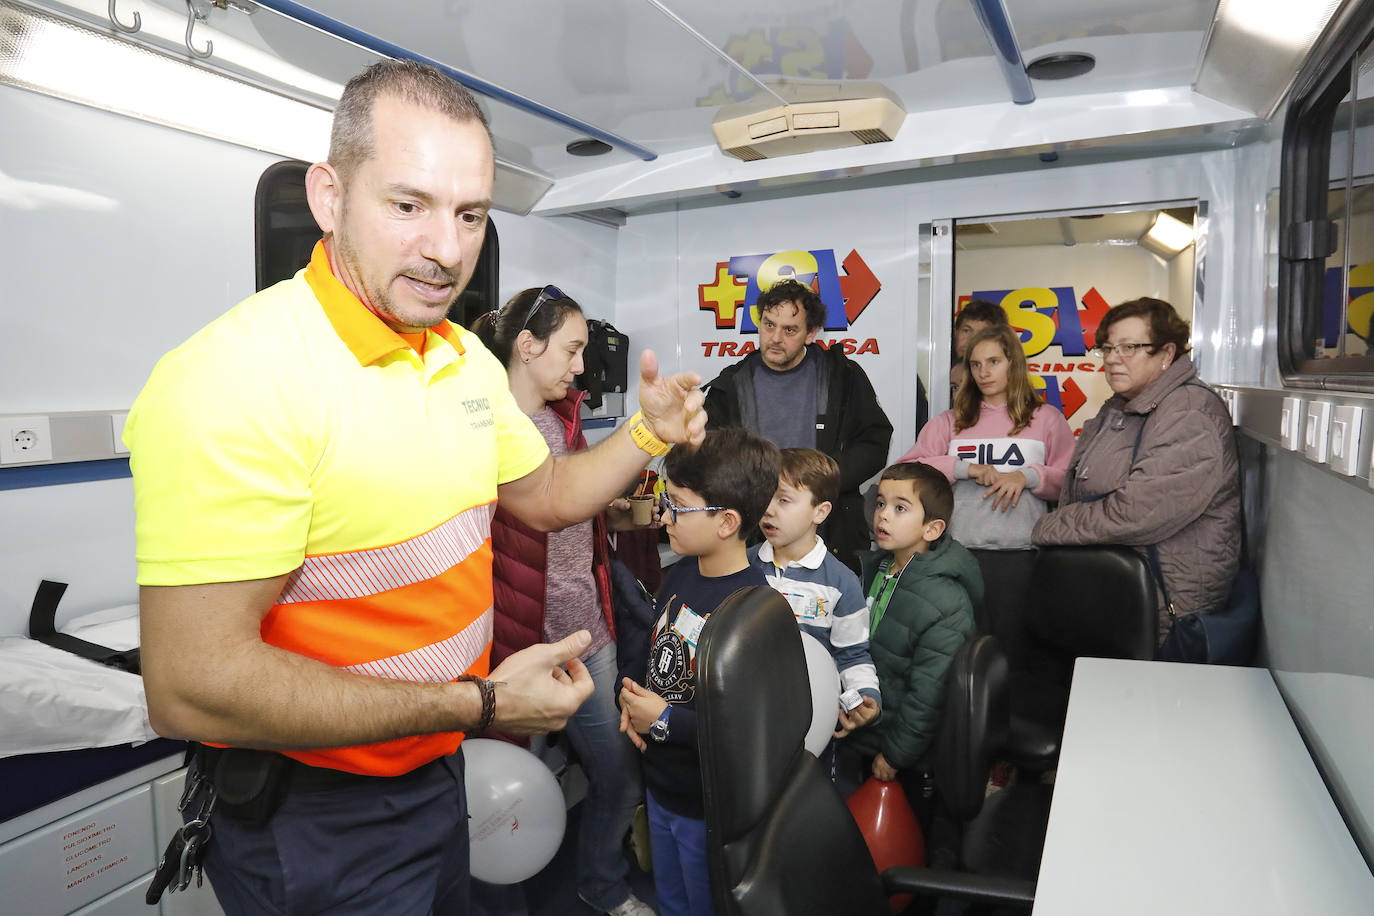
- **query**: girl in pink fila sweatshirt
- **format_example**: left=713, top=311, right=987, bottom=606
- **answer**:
left=899, top=325, right=1075, bottom=549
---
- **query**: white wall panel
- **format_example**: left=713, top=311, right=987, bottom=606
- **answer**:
left=1262, top=446, right=1374, bottom=861
left=0, top=477, right=136, bottom=635
left=612, top=208, right=681, bottom=416
left=623, top=149, right=1247, bottom=462
left=494, top=214, right=620, bottom=329
left=0, top=84, right=277, bottom=415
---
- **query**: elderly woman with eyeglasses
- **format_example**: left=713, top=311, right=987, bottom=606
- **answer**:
left=1031, top=297, right=1241, bottom=647
left=471, top=286, right=656, bottom=916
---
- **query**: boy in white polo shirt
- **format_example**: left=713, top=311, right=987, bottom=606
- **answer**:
left=751, top=449, right=881, bottom=741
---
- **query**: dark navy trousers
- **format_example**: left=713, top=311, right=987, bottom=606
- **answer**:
left=195, top=752, right=470, bottom=915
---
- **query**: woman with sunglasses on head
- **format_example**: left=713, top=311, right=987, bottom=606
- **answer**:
left=1032, top=297, right=1241, bottom=650
left=898, top=324, right=1075, bottom=550
left=471, top=287, right=655, bottom=916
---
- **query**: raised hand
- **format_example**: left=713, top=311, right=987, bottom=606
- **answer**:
left=637, top=350, right=706, bottom=447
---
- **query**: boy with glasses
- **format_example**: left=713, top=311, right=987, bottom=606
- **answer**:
left=619, top=428, right=780, bottom=916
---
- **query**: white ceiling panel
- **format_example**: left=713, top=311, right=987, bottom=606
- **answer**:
left=28, top=0, right=1341, bottom=214
left=275, top=0, right=780, bottom=156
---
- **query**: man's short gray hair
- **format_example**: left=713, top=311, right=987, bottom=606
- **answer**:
left=329, top=59, right=491, bottom=180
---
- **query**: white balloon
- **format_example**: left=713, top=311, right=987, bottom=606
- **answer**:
left=799, top=632, right=841, bottom=756
left=463, top=738, right=567, bottom=885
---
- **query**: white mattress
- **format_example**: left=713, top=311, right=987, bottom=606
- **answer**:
left=0, top=604, right=159, bottom=758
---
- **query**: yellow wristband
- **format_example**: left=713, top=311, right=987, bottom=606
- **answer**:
left=628, top=410, right=671, bottom=457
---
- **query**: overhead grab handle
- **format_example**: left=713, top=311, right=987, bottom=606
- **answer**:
left=109, top=0, right=140, bottom=34
left=185, top=0, right=213, bottom=59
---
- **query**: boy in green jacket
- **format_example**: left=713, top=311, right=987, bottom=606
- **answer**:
left=845, top=462, right=980, bottom=793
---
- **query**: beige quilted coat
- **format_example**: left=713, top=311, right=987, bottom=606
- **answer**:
left=1032, top=356, right=1241, bottom=643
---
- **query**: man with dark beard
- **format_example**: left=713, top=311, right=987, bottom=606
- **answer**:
left=704, top=278, right=892, bottom=571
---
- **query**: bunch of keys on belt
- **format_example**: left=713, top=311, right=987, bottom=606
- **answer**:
left=146, top=770, right=216, bottom=903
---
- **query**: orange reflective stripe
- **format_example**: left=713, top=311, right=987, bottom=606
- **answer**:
left=279, top=503, right=495, bottom=604
left=263, top=543, right=495, bottom=668
left=343, top=610, right=491, bottom=683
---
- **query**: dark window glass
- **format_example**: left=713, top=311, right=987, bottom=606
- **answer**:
left=1279, top=14, right=1374, bottom=387
left=255, top=161, right=317, bottom=292
left=448, top=219, right=499, bottom=330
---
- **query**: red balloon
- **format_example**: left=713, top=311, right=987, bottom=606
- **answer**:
left=846, top=777, right=925, bottom=913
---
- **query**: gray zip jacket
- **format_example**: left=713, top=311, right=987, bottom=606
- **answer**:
left=1031, top=356, right=1240, bottom=642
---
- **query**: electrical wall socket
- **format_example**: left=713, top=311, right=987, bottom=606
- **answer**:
left=1217, top=388, right=1240, bottom=425
left=0, top=415, right=53, bottom=464
left=1329, top=406, right=1365, bottom=477
left=1280, top=396, right=1305, bottom=451
left=1304, top=400, right=1333, bottom=464
left=111, top=412, right=130, bottom=456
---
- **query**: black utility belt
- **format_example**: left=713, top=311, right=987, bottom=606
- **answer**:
left=152, top=746, right=437, bottom=903
left=192, top=744, right=436, bottom=826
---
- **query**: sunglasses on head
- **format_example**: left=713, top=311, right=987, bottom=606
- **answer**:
left=519, top=285, right=567, bottom=334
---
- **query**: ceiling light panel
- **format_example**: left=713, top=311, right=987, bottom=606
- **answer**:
left=0, top=1, right=332, bottom=162
left=1139, top=211, right=1194, bottom=258
left=1195, top=0, right=1346, bottom=118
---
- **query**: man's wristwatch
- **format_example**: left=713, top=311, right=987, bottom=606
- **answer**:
left=649, top=706, right=671, bottom=743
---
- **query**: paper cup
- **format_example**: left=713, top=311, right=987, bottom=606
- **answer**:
left=629, top=495, right=655, bottom=526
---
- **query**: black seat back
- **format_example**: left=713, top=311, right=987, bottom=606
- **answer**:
left=934, top=636, right=1011, bottom=822
left=1028, top=546, right=1158, bottom=661
left=697, top=586, right=888, bottom=916
left=967, top=548, right=1036, bottom=656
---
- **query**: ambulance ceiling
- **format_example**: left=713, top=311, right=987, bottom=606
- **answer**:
left=29, top=0, right=1350, bottom=214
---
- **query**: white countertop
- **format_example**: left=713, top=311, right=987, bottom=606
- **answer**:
left=1033, top=658, right=1374, bottom=915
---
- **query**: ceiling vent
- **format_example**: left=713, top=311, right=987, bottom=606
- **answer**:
left=712, top=94, right=906, bottom=161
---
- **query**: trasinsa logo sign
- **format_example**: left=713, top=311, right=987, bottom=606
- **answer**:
left=697, top=248, right=881, bottom=357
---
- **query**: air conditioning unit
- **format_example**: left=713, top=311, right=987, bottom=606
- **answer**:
left=712, top=94, right=906, bottom=161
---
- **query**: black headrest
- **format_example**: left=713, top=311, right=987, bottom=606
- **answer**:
left=1028, top=546, right=1158, bottom=661
left=696, top=587, right=811, bottom=883
left=934, top=636, right=1010, bottom=821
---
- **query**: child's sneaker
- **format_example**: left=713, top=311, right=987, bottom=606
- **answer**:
left=604, top=893, right=656, bottom=916
left=628, top=803, right=652, bottom=873
left=985, top=760, right=1014, bottom=797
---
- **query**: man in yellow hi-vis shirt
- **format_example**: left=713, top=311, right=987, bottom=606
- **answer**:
left=128, top=59, right=701, bottom=914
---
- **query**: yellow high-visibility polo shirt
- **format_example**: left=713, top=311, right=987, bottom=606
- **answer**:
left=126, top=241, right=549, bottom=775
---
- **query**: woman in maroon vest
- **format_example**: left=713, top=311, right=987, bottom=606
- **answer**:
left=472, top=287, right=653, bottom=916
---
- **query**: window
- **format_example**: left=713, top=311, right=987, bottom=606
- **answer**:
left=953, top=205, right=1197, bottom=436
left=255, top=161, right=317, bottom=292
left=1279, top=5, right=1374, bottom=387
left=254, top=160, right=499, bottom=326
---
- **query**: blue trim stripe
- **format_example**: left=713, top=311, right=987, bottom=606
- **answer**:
left=0, top=459, right=131, bottom=490
left=970, top=0, right=1036, bottom=106
left=249, top=0, right=657, bottom=161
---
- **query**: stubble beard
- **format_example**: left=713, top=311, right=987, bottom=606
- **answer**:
left=334, top=226, right=460, bottom=331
